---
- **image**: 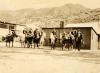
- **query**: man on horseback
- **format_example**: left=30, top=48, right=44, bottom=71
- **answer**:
left=61, top=31, right=68, bottom=50
left=75, top=29, right=83, bottom=51
left=50, top=31, right=56, bottom=50
left=5, top=30, right=18, bottom=47
left=33, top=28, right=41, bottom=48
left=50, top=29, right=57, bottom=49
left=40, top=31, right=46, bottom=49
left=52, top=29, right=57, bottom=43
left=61, top=30, right=76, bottom=51
left=27, top=30, right=33, bottom=48
left=21, top=28, right=33, bottom=48
left=68, top=31, right=75, bottom=50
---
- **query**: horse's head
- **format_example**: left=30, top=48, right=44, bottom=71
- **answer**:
left=11, top=31, right=18, bottom=38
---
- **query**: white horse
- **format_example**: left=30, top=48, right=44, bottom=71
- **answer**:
left=50, top=32, right=56, bottom=49
left=39, top=31, right=46, bottom=48
left=19, top=34, right=27, bottom=48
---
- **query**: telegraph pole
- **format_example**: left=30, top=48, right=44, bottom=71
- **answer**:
left=98, top=15, right=100, bottom=25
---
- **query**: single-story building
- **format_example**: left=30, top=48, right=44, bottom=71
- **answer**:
left=42, top=22, right=100, bottom=50
left=0, top=21, right=25, bottom=41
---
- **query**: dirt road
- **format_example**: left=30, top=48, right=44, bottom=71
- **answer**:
left=0, top=47, right=100, bottom=73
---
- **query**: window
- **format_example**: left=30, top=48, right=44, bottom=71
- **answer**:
left=0, top=24, right=7, bottom=28
left=9, top=26, right=15, bottom=30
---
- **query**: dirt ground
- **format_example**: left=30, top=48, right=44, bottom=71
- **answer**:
left=0, top=43, right=100, bottom=73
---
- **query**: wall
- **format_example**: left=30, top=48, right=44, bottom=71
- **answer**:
left=0, top=28, right=9, bottom=36
left=16, top=25, right=25, bottom=35
left=98, top=36, right=100, bottom=49
left=91, top=29, right=98, bottom=50
left=0, top=28, right=9, bottom=41
left=42, top=27, right=91, bottom=49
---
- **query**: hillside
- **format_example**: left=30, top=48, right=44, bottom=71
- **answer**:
left=0, top=4, right=100, bottom=27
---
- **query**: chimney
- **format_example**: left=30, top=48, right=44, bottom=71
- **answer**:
left=60, top=21, right=64, bottom=28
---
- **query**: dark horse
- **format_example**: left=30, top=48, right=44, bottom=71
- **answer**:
left=5, top=30, right=18, bottom=47
left=75, top=31, right=83, bottom=51
left=61, top=32, right=69, bottom=50
left=62, top=32, right=75, bottom=51
left=33, top=29, right=41, bottom=48
left=26, top=32, right=33, bottom=48
left=21, top=29, right=33, bottom=48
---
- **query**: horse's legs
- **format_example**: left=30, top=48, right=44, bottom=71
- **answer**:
left=71, top=44, right=73, bottom=50
left=27, top=42, right=29, bottom=48
left=26, top=42, right=28, bottom=48
left=23, top=42, right=25, bottom=48
left=53, top=43, right=55, bottom=50
left=62, top=40, right=65, bottom=50
left=25, top=42, right=27, bottom=48
left=24, top=42, right=27, bottom=48
left=29, top=42, right=31, bottom=48
left=72, top=42, right=74, bottom=50
left=12, top=41, right=13, bottom=47
left=53, top=44, right=55, bottom=49
left=51, top=42, right=53, bottom=50
left=68, top=42, right=70, bottom=50
left=40, top=41, right=44, bottom=48
left=78, top=47, right=80, bottom=51
left=70, top=41, right=74, bottom=50
left=75, top=41, right=77, bottom=51
left=53, top=44, right=55, bottom=50
left=28, top=42, right=29, bottom=48
left=34, top=43, right=35, bottom=48
left=29, top=44, right=31, bottom=48
left=51, top=43, right=54, bottom=50
left=52, top=44, right=54, bottom=50
left=20, top=40, right=21, bottom=47
left=30, top=41, right=32, bottom=48
left=9, top=42, right=10, bottom=47
left=51, top=44, right=52, bottom=50
left=30, top=44, right=32, bottom=48
left=78, top=43, right=81, bottom=51
left=21, top=42, right=23, bottom=47
left=62, top=43, right=64, bottom=50
left=31, top=41, right=33, bottom=48
left=29, top=43, right=32, bottom=48
left=6, top=42, right=7, bottom=47
left=72, top=41, right=74, bottom=50
left=77, top=45, right=80, bottom=51
left=75, top=41, right=77, bottom=50
left=37, top=43, right=38, bottom=48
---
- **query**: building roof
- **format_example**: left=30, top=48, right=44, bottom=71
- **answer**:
left=0, top=21, right=25, bottom=26
left=65, top=22, right=100, bottom=34
left=25, top=24, right=41, bottom=31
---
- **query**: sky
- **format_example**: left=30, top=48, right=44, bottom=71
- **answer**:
left=0, top=0, right=100, bottom=10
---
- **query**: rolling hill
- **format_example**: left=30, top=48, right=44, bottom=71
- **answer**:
left=0, top=4, right=100, bottom=27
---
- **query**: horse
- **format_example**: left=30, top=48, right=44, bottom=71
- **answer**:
left=39, top=31, right=46, bottom=48
left=75, top=31, right=83, bottom=51
left=61, top=32, right=68, bottom=50
left=5, top=31, right=18, bottom=47
left=50, top=32, right=57, bottom=50
left=20, top=34, right=27, bottom=48
left=68, top=32, right=75, bottom=50
left=26, top=33, right=33, bottom=48
left=61, top=31, right=75, bottom=51
left=33, top=29, right=41, bottom=48
left=20, top=30, right=34, bottom=48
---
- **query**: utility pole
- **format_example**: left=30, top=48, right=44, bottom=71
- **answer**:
left=98, top=15, right=100, bottom=25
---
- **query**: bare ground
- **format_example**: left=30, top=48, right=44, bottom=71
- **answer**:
left=0, top=45, right=100, bottom=73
